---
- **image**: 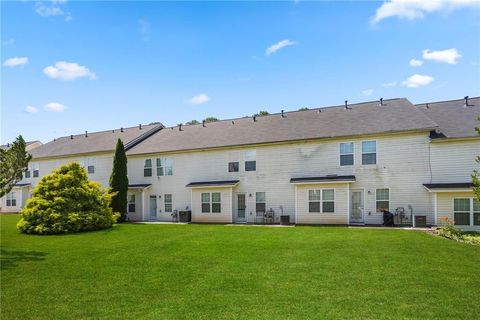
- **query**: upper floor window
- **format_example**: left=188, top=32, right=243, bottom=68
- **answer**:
left=340, top=142, right=354, bottom=166
left=245, top=161, right=256, bottom=171
left=86, top=158, right=95, bottom=174
left=144, top=159, right=152, bottom=177
left=256, top=192, right=266, bottom=213
left=228, top=162, right=239, bottom=172
left=376, top=188, right=389, bottom=212
left=6, top=192, right=16, bottom=207
left=128, top=194, right=136, bottom=213
left=24, top=169, right=31, bottom=179
left=362, top=141, right=376, bottom=165
left=156, top=158, right=173, bottom=176
left=32, top=163, right=39, bottom=178
left=245, top=150, right=256, bottom=172
left=164, top=194, right=172, bottom=212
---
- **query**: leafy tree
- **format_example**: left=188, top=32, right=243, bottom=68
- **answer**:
left=186, top=120, right=200, bottom=125
left=110, top=139, right=129, bottom=222
left=298, top=107, right=309, bottom=111
left=0, top=135, right=31, bottom=197
left=17, top=162, right=118, bottom=234
left=472, top=117, right=480, bottom=201
left=204, top=117, right=219, bottom=123
left=254, top=110, right=269, bottom=116
left=149, top=122, right=161, bottom=125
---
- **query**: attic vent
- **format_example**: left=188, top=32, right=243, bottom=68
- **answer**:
left=139, top=124, right=142, bottom=130
left=318, top=109, right=321, bottom=113
left=178, top=124, right=183, bottom=131
left=425, top=103, right=429, bottom=109
left=120, top=128, right=124, bottom=133
left=464, top=96, right=470, bottom=107
left=344, top=100, right=351, bottom=110
left=202, top=120, right=206, bottom=127
left=379, top=98, right=384, bottom=107
left=85, top=131, right=88, bottom=137
left=253, top=115, right=257, bottom=122
left=281, top=110, right=285, bottom=118
left=70, top=135, right=73, bottom=140
left=231, top=121, right=235, bottom=124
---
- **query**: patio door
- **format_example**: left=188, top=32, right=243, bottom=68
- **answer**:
left=235, top=193, right=247, bottom=223
left=149, top=195, right=157, bottom=220
left=350, top=190, right=364, bottom=223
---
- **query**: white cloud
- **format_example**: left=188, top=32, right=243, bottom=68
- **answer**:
left=402, top=74, right=434, bottom=88
left=383, top=81, right=397, bottom=88
left=422, top=48, right=461, bottom=64
left=2, top=38, right=15, bottom=46
left=44, top=102, right=67, bottom=112
left=265, top=39, right=296, bottom=56
left=43, top=61, right=97, bottom=80
left=3, top=57, right=28, bottom=67
left=35, top=1, right=72, bottom=21
left=188, top=94, right=210, bottom=105
left=409, top=58, right=423, bottom=67
left=25, top=105, right=38, bottom=114
left=371, top=0, right=479, bottom=24
left=362, top=89, right=374, bottom=96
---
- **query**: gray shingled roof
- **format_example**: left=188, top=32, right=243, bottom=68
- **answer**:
left=127, top=98, right=438, bottom=155
left=416, top=97, right=480, bottom=138
left=30, top=124, right=162, bottom=159
left=0, top=140, right=42, bottom=150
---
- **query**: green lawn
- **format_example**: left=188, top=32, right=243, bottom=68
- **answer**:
left=1, top=215, right=479, bottom=319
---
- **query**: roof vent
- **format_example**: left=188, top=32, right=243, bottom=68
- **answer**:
left=139, top=124, right=142, bottom=130
left=231, top=121, right=235, bottom=124
left=425, top=103, right=429, bottom=109
left=318, top=109, right=321, bottom=113
left=253, top=115, right=257, bottom=122
left=70, top=135, right=73, bottom=140
left=54, top=138, right=56, bottom=142
left=464, top=96, right=469, bottom=107
left=202, top=120, right=206, bottom=127
left=379, top=98, right=384, bottom=107
left=178, top=124, right=182, bottom=131
left=120, top=127, right=124, bottom=133
left=85, top=131, right=88, bottom=137
left=112, top=130, right=115, bottom=133
left=281, top=110, right=285, bottom=118
left=344, top=100, right=350, bottom=110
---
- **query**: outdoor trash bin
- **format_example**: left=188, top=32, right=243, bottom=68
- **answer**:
left=280, top=215, right=290, bottom=225
left=179, top=211, right=191, bottom=222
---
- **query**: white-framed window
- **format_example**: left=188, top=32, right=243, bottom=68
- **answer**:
left=144, top=159, right=152, bottom=177
left=228, top=162, right=239, bottom=172
left=245, top=150, right=256, bottom=172
left=6, top=192, right=16, bottom=207
left=376, top=188, right=390, bottom=212
left=32, top=163, right=39, bottom=178
left=308, top=189, right=335, bottom=213
left=82, top=158, right=95, bottom=174
left=156, top=158, right=173, bottom=176
left=164, top=194, right=172, bottom=212
left=24, top=168, right=31, bottom=178
left=453, top=198, right=480, bottom=226
left=339, top=142, right=354, bottom=166
left=362, top=141, right=376, bottom=165
left=322, top=189, right=335, bottom=213
left=128, top=194, right=136, bottom=213
left=256, top=192, right=266, bottom=213
left=201, top=192, right=221, bottom=213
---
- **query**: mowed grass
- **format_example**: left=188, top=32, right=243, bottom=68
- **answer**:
left=1, top=215, right=479, bottom=319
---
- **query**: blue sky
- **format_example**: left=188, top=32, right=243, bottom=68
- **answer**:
left=1, top=0, right=479, bottom=144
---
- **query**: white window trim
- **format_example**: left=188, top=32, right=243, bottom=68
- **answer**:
left=164, top=194, right=173, bottom=213
left=6, top=192, right=17, bottom=207
left=144, top=159, right=153, bottom=177
left=156, top=157, right=173, bottom=176
left=361, top=140, right=377, bottom=165
left=308, top=188, right=335, bottom=214
left=339, top=142, right=354, bottom=166
left=201, top=192, right=221, bottom=213
left=452, top=198, right=479, bottom=226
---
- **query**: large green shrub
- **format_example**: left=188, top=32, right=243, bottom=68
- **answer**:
left=17, top=162, right=119, bottom=235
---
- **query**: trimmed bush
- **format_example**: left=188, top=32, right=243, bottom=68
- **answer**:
left=17, top=162, right=119, bottom=235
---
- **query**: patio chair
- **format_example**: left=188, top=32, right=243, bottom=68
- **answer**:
left=264, top=209, right=275, bottom=224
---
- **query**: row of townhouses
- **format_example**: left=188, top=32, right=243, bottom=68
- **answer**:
left=1, top=97, right=479, bottom=230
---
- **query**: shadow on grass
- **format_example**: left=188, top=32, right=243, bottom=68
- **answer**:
left=0, top=247, right=47, bottom=270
